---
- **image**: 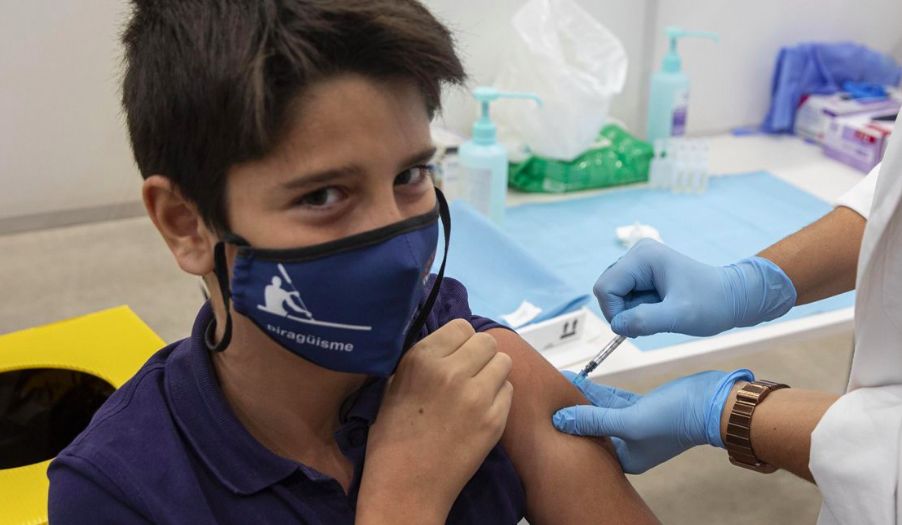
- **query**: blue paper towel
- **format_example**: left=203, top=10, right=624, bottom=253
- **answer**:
left=432, top=200, right=590, bottom=327
left=503, top=172, right=855, bottom=351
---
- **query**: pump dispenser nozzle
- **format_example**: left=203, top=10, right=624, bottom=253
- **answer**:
left=456, top=86, right=541, bottom=225
left=662, top=26, right=719, bottom=73
left=471, top=87, right=542, bottom=145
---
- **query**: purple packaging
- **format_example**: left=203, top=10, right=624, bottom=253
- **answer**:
left=823, top=113, right=896, bottom=172
left=795, top=91, right=901, bottom=144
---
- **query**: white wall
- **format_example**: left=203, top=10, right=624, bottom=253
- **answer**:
left=2, top=0, right=902, bottom=226
left=650, top=0, right=902, bottom=135
left=0, top=1, right=139, bottom=222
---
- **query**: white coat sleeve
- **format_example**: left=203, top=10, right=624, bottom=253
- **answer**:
left=835, top=163, right=880, bottom=219
left=809, top=385, right=902, bottom=525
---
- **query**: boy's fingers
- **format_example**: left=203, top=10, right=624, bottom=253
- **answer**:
left=448, top=332, right=498, bottom=377
left=490, top=380, right=514, bottom=416
left=474, top=352, right=513, bottom=395
left=416, top=318, right=474, bottom=358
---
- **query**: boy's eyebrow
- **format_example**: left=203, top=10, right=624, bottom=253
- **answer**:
left=280, top=166, right=363, bottom=190
left=279, top=146, right=437, bottom=191
left=400, top=146, right=438, bottom=169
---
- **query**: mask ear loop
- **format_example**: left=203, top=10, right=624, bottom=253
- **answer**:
left=210, top=241, right=233, bottom=352
left=402, top=189, right=451, bottom=351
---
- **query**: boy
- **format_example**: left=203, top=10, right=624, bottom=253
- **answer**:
left=48, top=1, right=656, bottom=523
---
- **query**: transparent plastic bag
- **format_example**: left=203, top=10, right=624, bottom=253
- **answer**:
left=492, top=0, right=627, bottom=162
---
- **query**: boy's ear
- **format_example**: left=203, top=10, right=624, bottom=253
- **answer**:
left=142, top=175, right=217, bottom=276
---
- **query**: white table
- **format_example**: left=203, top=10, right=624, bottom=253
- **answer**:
left=510, top=133, right=866, bottom=382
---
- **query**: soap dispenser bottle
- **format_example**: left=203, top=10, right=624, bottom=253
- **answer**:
left=459, top=87, right=541, bottom=225
left=646, top=27, right=718, bottom=144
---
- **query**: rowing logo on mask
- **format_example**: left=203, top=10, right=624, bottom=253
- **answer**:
left=256, top=264, right=372, bottom=332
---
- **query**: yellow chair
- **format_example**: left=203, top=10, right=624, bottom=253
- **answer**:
left=0, top=306, right=163, bottom=525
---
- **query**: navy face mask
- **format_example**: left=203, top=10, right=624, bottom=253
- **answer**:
left=210, top=190, right=450, bottom=377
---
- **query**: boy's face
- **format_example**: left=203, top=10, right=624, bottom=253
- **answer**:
left=224, top=74, right=437, bottom=248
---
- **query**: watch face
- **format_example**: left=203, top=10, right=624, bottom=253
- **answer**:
left=737, top=382, right=768, bottom=401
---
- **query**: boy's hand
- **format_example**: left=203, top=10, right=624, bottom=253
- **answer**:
left=357, top=319, right=513, bottom=524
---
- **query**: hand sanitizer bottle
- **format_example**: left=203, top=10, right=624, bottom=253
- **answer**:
left=459, top=87, right=541, bottom=225
left=646, top=27, right=718, bottom=144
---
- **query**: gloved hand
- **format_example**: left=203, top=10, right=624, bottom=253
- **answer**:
left=595, top=239, right=797, bottom=337
left=553, top=369, right=754, bottom=474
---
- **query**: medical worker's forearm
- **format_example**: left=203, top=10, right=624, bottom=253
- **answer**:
left=758, top=206, right=866, bottom=305
left=720, top=382, right=839, bottom=482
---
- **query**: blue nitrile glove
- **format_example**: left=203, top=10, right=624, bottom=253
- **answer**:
left=553, top=369, right=754, bottom=474
left=594, top=239, right=797, bottom=338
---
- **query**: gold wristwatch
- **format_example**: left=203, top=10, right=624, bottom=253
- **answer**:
left=724, top=379, right=789, bottom=473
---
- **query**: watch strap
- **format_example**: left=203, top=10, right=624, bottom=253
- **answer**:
left=724, top=379, right=789, bottom=473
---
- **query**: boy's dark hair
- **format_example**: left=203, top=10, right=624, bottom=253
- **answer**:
left=122, top=0, right=464, bottom=231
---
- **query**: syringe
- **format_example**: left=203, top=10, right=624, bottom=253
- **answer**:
left=572, top=335, right=627, bottom=384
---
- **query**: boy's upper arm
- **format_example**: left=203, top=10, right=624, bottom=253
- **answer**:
left=487, top=328, right=658, bottom=525
left=48, top=455, right=152, bottom=525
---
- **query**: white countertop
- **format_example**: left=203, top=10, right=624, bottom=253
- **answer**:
left=511, top=133, right=865, bottom=382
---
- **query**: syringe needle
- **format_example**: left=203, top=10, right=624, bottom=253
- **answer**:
left=572, top=335, right=627, bottom=384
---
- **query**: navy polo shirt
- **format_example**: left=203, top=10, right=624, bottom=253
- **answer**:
left=48, top=278, right=525, bottom=524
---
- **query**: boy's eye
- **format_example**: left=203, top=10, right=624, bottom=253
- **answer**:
left=395, top=164, right=435, bottom=187
left=296, top=187, right=343, bottom=207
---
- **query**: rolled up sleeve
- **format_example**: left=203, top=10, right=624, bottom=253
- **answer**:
left=835, top=163, right=880, bottom=219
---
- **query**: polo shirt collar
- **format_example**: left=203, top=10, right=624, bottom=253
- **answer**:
left=165, top=303, right=388, bottom=495
left=165, top=302, right=300, bottom=495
